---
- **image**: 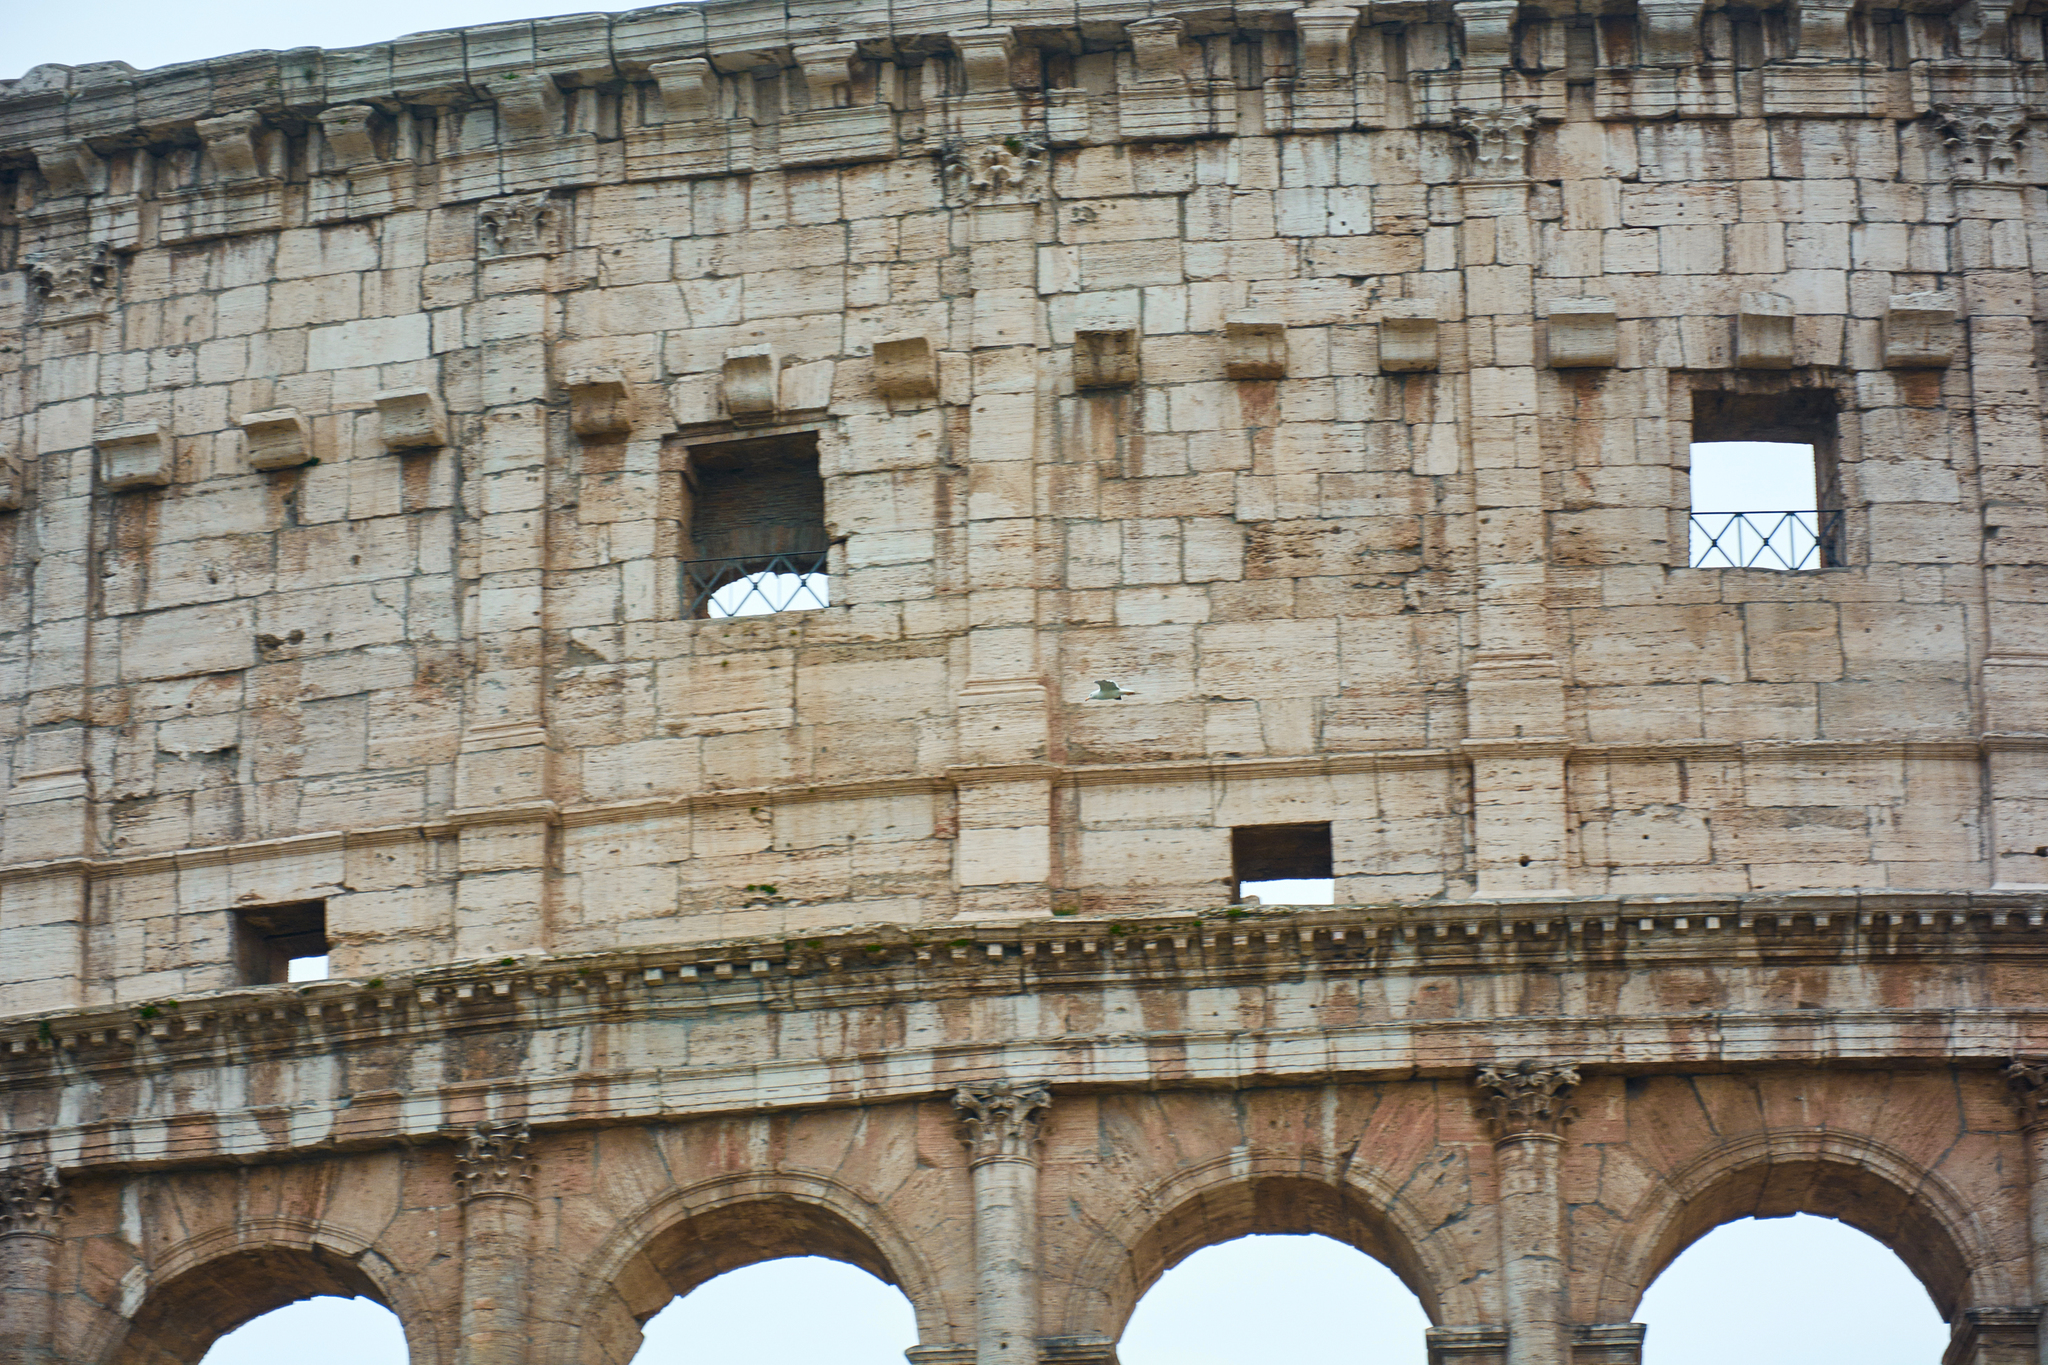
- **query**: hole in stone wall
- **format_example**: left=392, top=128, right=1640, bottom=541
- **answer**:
left=629, top=1256, right=915, bottom=1365
left=1231, top=823, right=1334, bottom=904
left=1121, top=1234, right=1427, bottom=1365
left=1637, top=1213, right=1945, bottom=1365
left=196, top=1296, right=405, bottom=1365
left=233, top=901, right=328, bottom=986
left=1687, top=390, right=1841, bottom=570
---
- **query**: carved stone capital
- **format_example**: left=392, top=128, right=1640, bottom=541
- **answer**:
left=453, top=1121, right=535, bottom=1201
left=2006, top=1058, right=2048, bottom=1129
left=1933, top=103, right=2028, bottom=180
left=939, top=135, right=1047, bottom=202
left=954, top=1080, right=1051, bottom=1162
left=25, top=243, right=115, bottom=321
left=1475, top=1060, right=1580, bottom=1139
left=478, top=192, right=565, bottom=259
left=1453, top=106, right=1539, bottom=180
left=0, top=1166, right=67, bottom=1238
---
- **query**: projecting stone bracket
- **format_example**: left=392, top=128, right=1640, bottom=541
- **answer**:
left=1544, top=298, right=1618, bottom=368
left=374, top=390, right=449, bottom=452
left=1074, top=329, right=1140, bottom=389
left=95, top=423, right=171, bottom=490
left=874, top=335, right=940, bottom=402
left=1380, top=299, right=1443, bottom=372
left=1736, top=291, right=1796, bottom=369
left=238, top=408, right=314, bottom=470
left=1224, top=314, right=1289, bottom=379
left=1885, top=292, right=1958, bottom=368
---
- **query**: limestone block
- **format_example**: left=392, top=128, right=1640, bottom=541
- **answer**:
left=1075, top=329, right=1140, bottom=389
left=779, top=359, right=835, bottom=412
left=1638, top=0, right=1706, bottom=64
left=374, top=389, right=449, bottom=451
left=1223, top=313, right=1288, bottom=379
left=318, top=104, right=380, bottom=168
left=95, top=422, right=172, bottom=490
left=793, top=41, right=857, bottom=109
left=1736, top=291, right=1796, bottom=370
left=35, top=139, right=100, bottom=197
left=874, top=335, right=939, bottom=402
left=950, top=28, right=1016, bottom=96
left=196, top=110, right=264, bottom=181
left=565, top=370, right=632, bottom=437
left=1455, top=0, right=1520, bottom=66
left=238, top=408, right=314, bottom=470
left=493, top=70, right=563, bottom=141
left=1544, top=297, right=1618, bottom=368
left=1884, top=292, right=1958, bottom=368
left=650, top=57, right=715, bottom=121
left=723, top=344, right=780, bottom=415
left=1379, top=299, right=1442, bottom=372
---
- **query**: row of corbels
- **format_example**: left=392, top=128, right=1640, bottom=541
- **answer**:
left=6, top=900, right=2044, bottom=1062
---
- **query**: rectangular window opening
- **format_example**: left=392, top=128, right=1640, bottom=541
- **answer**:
left=681, top=431, right=829, bottom=618
left=1231, top=823, right=1335, bottom=906
left=1688, top=389, right=1841, bottom=570
left=235, top=901, right=329, bottom=985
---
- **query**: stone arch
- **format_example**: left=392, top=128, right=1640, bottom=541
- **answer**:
left=1592, top=1129, right=2014, bottom=1324
left=1055, top=1148, right=1465, bottom=1344
left=544, top=1169, right=950, bottom=1365
left=89, top=1217, right=432, bottom=1365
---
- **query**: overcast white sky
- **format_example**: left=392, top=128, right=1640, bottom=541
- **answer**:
left=16, top=7, right=1854, bottom=1364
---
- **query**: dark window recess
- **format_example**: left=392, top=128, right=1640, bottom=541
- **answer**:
left=1688, top=388, right=1842, bottom=570
left=1231, top=823, right=1334, bottom=904
left=235, top=902, right=329, bottom=985
left=682, top=432, right=830, bottom=617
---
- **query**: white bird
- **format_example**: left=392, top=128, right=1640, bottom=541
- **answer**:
left=1086, top=679, right=1137, bottom=701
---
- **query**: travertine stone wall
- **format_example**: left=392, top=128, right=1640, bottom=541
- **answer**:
left=0, top=1, right=2043, bottom=1003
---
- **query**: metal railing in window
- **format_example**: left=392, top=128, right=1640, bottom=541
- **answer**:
left=681, top=550, right=831, bottom=618
left=1688, top=510, right=1843, bottom=570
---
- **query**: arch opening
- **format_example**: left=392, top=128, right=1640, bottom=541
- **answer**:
left=196, top=1296, right=407, bottom=1365
left=1631, top=1157, right=1971, bottom=1322
left=627, top=1255, right=917, bottom=1365
left=1637, top=1213, right=1948, bottom=1365
left=111, top=1245, right=401, bottom=1365
left=1120, top=1233, right=1429, bottom=1365
left=1112, top=1174, right=1443, bottom=1338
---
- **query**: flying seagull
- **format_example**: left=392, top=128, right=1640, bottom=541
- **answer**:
left=1086, top=679, right=1137, bottom=701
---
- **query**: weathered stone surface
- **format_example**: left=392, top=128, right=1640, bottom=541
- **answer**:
left=2, top=2, right=2046, bottom=1361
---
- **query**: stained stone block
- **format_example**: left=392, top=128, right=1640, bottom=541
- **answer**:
left=1737, top=291, right=1795, bottom=370
left=95, top=422, right=171, bottom=490
left=565, top=372, right=633, bottom=438
left=0, top=453, right=23, bottom=511
left=1074, top=329, right=1140, bottom=389
left=1545, top=297, right=1619, bottom=368
left=238, top=408, right=314, bottom=470
left=1380, top=299, right=1442, bottom=372
left=874, top=335, right=939, bottom=402
left=1885, top=292, right=1958, bottom=368
left=1223, top=314, right=1288, bottom=379
left=722, top=344, right=780, bottom=415
left=374, top=390, right=449, bottom=451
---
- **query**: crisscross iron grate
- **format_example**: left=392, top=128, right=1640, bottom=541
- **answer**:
left=682, top=550, right=831, bottom=618
left=1688, top=510, right=1842, bottom=570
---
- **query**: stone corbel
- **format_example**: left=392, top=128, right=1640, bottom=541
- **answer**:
left=35, top=139, right=101, bottom=197
left=1637, top=0, right=1705, bottom=66
left=722, top=344, right=781, bottom=416
left=1793, top=0, right=1857, bottom=59
left=1126, top=17, right=1190, bottom=84
left=1456, top=0, right=1521, bottom=68
left=794, top=41, right=858, bottom=110
left=1545, top=297, right=1618, bottom=368
left=954, top=1080, right=1051, bottom=1163
left=650, top=57, right=716, bottom=122
left=1380, top=299, right=1443, bottom=372
left=493, top=70, right=564, bottom=141
left=1294, top=8, right=1361, bottom=78
left=1074, top=329, right=1140, bottom=389
left=952, top=27, right=1017, bottom=95
left=1736, top=291, right=1795, bottom=369
left=874, top=335, right=939, bottom=402
left=1474, top=1060, right=1581, bottom=1140
left=196, top=110, right=264, bottom=182
left=1224, top=313, right=1288, bottom=379
left=318, top=104, right=380, bottom=169
left=375, top=390, right=449, bottom=451
left=238, top=408, right=313, bottom=470
left=566, top=370, right=633, bottom=437
left=1884, top=292, right=1957, bottom=368
left=95, top=422, right=171, bottom=490
left=1956, top=0, right=2014, bottom=57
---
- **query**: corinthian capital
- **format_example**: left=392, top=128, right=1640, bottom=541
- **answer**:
left=0, top=1166, right=67, bottom=1238
left=954, top=1080, right=1051, bottom=1162
left=1453, top=105, right=1539, bottom=179
left=1475, top=1060, right=1580, bottom=1139
left=2007, top=1058, right=2048, bottom=1129
left=453, top=1121, right=535, bottom=1201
